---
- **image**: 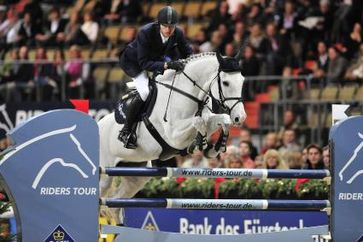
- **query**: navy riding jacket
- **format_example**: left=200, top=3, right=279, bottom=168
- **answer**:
left=119, top=22, right=193, bottom=77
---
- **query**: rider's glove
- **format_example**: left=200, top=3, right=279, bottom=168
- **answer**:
left=167, top=61, right=184, bottom=71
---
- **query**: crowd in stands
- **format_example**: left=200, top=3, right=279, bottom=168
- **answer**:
left=174, top=108, right=330, bottom=199
left=0, top=0, right=361, bottom=102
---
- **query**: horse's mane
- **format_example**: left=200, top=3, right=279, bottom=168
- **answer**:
left=156, top=52, right=217, bottom=82
left=180, top=52, right=216, bottom=65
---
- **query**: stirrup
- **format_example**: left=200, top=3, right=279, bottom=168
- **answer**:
left=118, top=130, right=137, bottom=149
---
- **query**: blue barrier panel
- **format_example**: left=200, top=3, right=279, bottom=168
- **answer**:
left=0, top=110, right=99, bottom=241
left=330, top=116, right=363, bottom=241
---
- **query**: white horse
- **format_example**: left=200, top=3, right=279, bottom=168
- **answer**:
left=98, top=52, right=247, bottom=223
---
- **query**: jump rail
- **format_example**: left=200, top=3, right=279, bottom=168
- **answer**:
left=101, top=167, right=330, bottom=179
left=101, top=198, right=330, bottom=211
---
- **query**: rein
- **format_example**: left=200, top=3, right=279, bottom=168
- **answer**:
left=153, top=66, right=244, bottom=119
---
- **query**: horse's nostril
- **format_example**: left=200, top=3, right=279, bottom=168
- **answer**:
left=235, top=117, right=240, bottom=123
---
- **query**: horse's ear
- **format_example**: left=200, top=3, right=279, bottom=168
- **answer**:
left=216, top=51, right=223, bottom=64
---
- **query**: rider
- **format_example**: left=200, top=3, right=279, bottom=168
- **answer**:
left=118, top=6, right=193, bottom=149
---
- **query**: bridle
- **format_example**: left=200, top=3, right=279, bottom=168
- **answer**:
left=181, top=69, right=243, bottom=115
left=154, top=53, right=244, bottom=120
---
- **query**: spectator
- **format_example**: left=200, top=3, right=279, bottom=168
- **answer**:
left=278, top=129, right=301, bottom=158
left=241, top=45, right=260, bottom=100
left=224, top=42, right=235, bottom=57
left=33, top=46, right=57, bottom=100
left=181, top=150, right=208, bottom=168
left=0, top=8, right=21, bottom=52
left=313, top=0, right=334, bottom=43
left=285, top=151, right=304, bottom=169
left=277, top=0, right=299, bottom=40
left=241, top=45, right=260, bottom=76
left=23, top=0, right=42, bottom=26
left=207, top=1, right=232, bottom=34
left=193, top=29, right=207, bottom=46
left=343, top=22, right=362, bottom=60
left=239, top=140, right=256, bottom=169
left=220, top=144, right=240, bottom=168
left=231, top=21, right=249, bottom=51
left=208, top=156, right=222, bottom=168
left=227, top=0, right=245, bottom=17
left=278, top=110, right=299, bottom=139
left=345, top=43, right=363, bottom=82
left=81, top=11, right=99, bottom=44
left=17, top=11, right=41, bottom=46
left=64, top=45, right=83, bottom=98
left=35, top=8, right=67, bottom=47
left=0, top=48, right=18, bottom=83
left=217, top=23, right=232, bottom=51
left=331, top=0, right=353, bottom=43
left=260, top=132, right=279, bottom=154
left=9, top=45, right=34, bottom=101
left=199, top=30, right=223, bottom=53
left=0, top=48, right=18, bottom=100
left=225, top=152, right=242, bottom=169
left=312, top=41, right=329, bottom=85
left=322, top=145, right=330, bottom=169
left=265, top=22, right=290, bottom=75
left=254, top=154, right=263, bottom=168
left=262, top=149, right=289, bottom=169
left=325, top=46, right=348, bottom=85
left=303, top=144, right=325, bottom=169
left=245, top=3, right=263, bottom=27
left=49, top=48, right=65, bottom=99
left=104, top=0, right=142, bottom=24
left=239, top=128, right=258, bottom=159
left=247, top=23, right=268, bottom=61
left=59, top=10, right=89, bottom=46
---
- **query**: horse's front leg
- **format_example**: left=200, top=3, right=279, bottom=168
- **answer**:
left=190, top=112, right=232, bottom=156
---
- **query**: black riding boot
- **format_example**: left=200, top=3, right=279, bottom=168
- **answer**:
left=118, top=93, right=144, bottom=149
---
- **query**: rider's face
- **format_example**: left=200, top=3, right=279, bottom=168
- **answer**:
left=160, top=24, right=176, bottom=38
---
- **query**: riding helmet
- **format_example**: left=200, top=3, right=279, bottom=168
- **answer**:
left=157, top=6, right=178, bottom=25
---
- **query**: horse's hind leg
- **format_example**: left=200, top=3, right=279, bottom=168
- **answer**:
left=103, top=160, right=152, bottom=224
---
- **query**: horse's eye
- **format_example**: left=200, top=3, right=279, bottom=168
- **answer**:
left=222, top=81, right=229, bottom=87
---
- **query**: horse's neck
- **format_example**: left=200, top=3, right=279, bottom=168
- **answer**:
left=149, top=56, right=218, bottom=149
left=159, top=56, right=217, bottom=119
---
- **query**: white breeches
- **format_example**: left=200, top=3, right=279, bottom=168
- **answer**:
left=133, top=71, right=149, bottom=101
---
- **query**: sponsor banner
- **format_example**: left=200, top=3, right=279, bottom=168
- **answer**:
left=0, top=101, right=114, bottom=139
left=124, top=208, right=328, bottom=235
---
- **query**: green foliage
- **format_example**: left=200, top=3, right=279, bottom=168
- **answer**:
left=137, top=178, right=329, bottom=199
left=180, top=178, right=215, bottom=198
left=136, top=178, right=181, bottom=198
left=297, top=180, right=329, bottom=199
left=0, top=202, right=15, bottom=242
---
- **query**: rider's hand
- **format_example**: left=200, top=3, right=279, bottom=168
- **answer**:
left=167, top=61, right=184, bottom=71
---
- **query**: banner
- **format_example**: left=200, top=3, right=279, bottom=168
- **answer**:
left=0, top=101, right=114, bottom=139
left=124, top=208, right=328, bottom=235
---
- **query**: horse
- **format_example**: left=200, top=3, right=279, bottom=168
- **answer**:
left=98, top=52, right=247, bottom=223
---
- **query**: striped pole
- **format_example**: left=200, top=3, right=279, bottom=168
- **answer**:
left=101, top=167, right=330, bottom=179
left=100, top=198, right=330, bottom=211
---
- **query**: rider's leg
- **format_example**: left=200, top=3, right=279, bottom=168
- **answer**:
left=118, top=72, right=149, bottom=149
